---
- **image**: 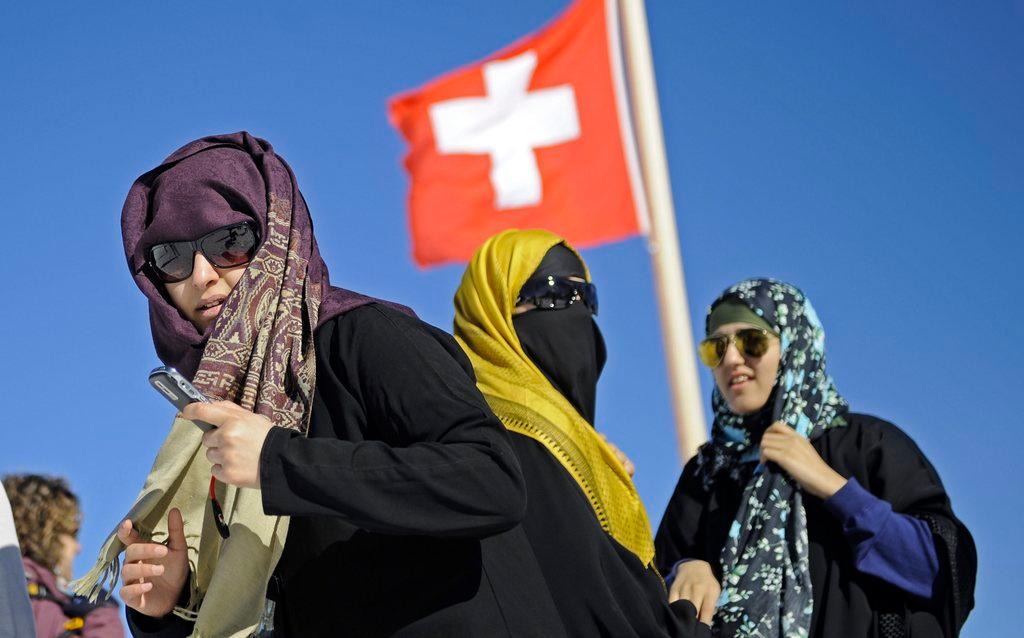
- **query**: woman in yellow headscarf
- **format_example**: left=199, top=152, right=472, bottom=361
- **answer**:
left=454, top=229, right=708, bottom=638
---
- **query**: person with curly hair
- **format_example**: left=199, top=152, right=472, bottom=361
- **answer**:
left=3, top=474, right=123, bottom=637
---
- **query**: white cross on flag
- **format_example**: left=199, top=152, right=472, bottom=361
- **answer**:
left=390, top=0, right=648, bottom=267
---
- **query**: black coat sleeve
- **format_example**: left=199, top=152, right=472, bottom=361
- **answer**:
left=124, top=580, right=194, bottom=638
left=126, top=609, right=193, bottom=638
left=259, top=305, right=527, bottom=538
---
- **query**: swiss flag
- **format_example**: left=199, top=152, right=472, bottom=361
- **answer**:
left=389, top=0, right=648, bottom=267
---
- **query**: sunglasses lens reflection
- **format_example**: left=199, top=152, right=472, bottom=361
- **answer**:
left=150, top=242, right=194, bottom=283
left=698, top=337, right=726, bottom=367
left=202, top=224, right=258, bottom=269
left=737, top=329, right=770, bottom=357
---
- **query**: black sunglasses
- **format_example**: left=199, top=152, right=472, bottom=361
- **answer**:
left=147, top=222, right=259, bottom=283
left=516, top=275, right=598, bottom=316
left=698, top=328, right=775, bottom=368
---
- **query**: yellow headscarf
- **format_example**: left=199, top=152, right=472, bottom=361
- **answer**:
left=453, top=229, right=656, bottom=566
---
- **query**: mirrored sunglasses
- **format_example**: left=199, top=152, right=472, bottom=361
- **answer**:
left=698, top=327, right=774, bottom=368
left=147, top=222, right=259, bottom=283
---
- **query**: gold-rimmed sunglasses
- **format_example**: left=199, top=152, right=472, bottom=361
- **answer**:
left=698, top=328, right=775, bottom=368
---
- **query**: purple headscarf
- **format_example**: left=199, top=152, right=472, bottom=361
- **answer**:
left=122, top=132, right=410, bottom=384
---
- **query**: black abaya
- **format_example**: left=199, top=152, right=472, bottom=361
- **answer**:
left=655, top=413, right=976, bottom=638
left=510, top=434, right=709, bottom=638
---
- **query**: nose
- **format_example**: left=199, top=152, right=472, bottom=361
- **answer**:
left=190, top=252, right=219, bottom=288
left=720, top=337, right=744, bottom=367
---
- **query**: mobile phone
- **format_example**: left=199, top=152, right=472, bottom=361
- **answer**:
left=149, top=366, right=214, bottom=430
left=149, top=366, right=226, bottom=537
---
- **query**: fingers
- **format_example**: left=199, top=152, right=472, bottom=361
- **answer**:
left=598, top=434, right=636, bottom=477
left=668, top=577, right=686, bottom=603
left=676, top=581, right=717, bottom=624
left=622, top=458, right=636, bottom=477
left=201, top=427, right=221, bottom=449
left=122, top=561, right=165, bottom=582
left=762, top=422, right=795, bottom=446
left=166, top=508, right=187, bottom=551
left=183, top=401, right=240, bottom=428
left=760, top=443, right=792, bottom=475
left=699, top=587, right=720, bottom=624
left=612, top=449, right=633, bottom=476
left=197, top=407, right=266, bottom=449
left=117, top=519, right=141, bottom=546
left=760, top=425, right=795, bottom=463
left=681, top=581, right=694, bottom=605
left=119, top=581, right=153, bottom=609
left=761, top=429, right=791, bottom=446
left=761, top=424, right=816, bottom=466
left=120, top=510, right=187, bottom=560
left=205, top=446, right=223, bottom=466
left=124, top=542, right=169, bottom=563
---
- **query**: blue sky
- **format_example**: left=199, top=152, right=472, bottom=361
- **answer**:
left=1, top=1, right=1020, bottom=634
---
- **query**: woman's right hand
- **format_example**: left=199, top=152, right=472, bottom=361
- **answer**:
left=668, top=559, right=721, bottom=625
left=117, top=507, right=190, bottom=617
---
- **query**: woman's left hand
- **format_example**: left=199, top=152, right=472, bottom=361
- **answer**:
left=182, top=401, right=275, bottom=489
left=760, top=422, right=847, bottom=499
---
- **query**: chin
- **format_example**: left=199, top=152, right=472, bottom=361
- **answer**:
left=726, top=395, right=766, bottom=416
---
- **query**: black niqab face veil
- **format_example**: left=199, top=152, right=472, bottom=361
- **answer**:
left=512, top=244, right=606, bottom=424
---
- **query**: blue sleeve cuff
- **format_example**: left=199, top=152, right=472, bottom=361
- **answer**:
left=823, top=477, right=875, bottom=522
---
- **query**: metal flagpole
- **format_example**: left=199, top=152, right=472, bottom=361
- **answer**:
left=617, top=0, right=707, bottom=462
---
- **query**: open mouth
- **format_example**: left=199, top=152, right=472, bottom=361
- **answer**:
left=729, top=374, right=752, bottom=388
left=196, top=296, right=226, bottom=313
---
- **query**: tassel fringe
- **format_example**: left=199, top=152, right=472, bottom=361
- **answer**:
left=70, top=553, right=121, bottom=603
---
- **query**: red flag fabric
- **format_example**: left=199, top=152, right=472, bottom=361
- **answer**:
left=389, top=0, right=648, bottom=267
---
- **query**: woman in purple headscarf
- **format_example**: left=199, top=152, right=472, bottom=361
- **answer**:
left=98, top=132, right=563, bottom=638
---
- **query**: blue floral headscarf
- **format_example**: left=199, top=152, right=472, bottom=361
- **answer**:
left=696, top=279, right=848, bottom=637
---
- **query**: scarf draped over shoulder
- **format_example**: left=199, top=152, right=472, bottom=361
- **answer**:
left=75, top=132, right=403, bottom=638
left=453, top=228, right=656, bottom=567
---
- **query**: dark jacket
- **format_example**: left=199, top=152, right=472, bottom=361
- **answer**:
left=130, top=304, right=564, bottom=638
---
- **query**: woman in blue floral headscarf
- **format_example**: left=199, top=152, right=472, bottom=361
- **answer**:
left=655, top=279, right=976, bottom=638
